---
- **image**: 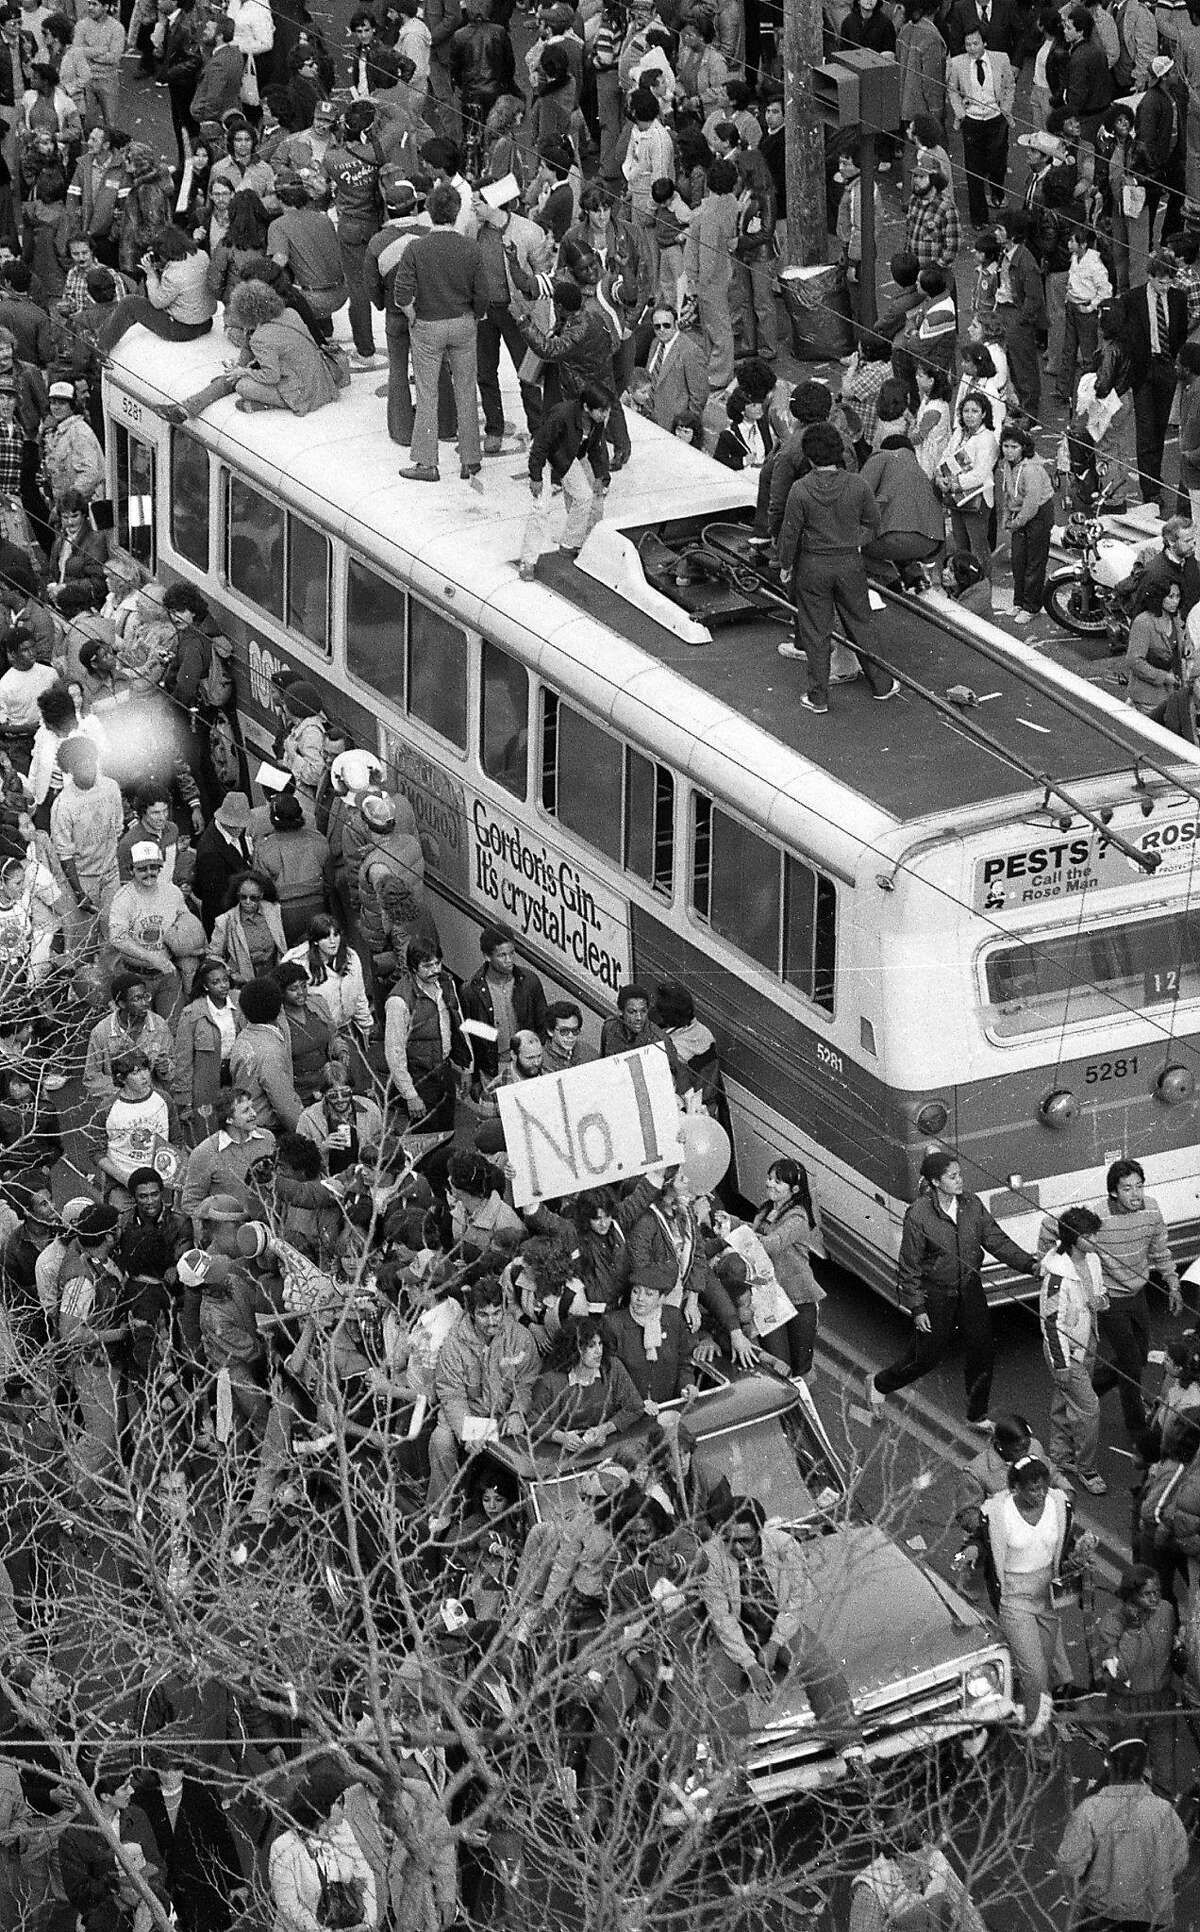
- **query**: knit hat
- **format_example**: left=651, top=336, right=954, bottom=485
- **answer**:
left=919, top=1148, right=957, bottom=1187
left=76, top=1203, right=120, bottom=1242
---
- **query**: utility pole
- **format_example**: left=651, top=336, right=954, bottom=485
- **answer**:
left=782, top=0, right=827, bottom=265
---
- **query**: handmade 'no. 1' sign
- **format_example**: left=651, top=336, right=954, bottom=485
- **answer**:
left=496, top=1043, right=684, bottom=1209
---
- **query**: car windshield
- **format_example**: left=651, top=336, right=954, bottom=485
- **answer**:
left=694, top=1409, right=843, bottom=1528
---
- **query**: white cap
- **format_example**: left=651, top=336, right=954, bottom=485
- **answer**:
left=130, top=840, right=160, bottom=864
left=331, top=748, right=384, bottom=793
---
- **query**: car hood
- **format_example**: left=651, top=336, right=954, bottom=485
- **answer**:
left=764, top=1523, right=992, bottom=1719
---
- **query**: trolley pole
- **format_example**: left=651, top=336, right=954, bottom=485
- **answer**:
left=783, top=0, right=827, bottom=265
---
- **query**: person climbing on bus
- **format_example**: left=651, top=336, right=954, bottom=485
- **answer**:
left=868, top=1149, right=1038, bottom=1430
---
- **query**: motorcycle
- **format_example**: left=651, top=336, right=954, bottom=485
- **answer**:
left=1042, top=495, right=1144, bottom=647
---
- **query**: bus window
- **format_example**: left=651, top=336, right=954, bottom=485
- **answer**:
left=624, top=748, right=674, bottom=895
left=985, top=910, right=1200, bottom=1036
left=694, top=798, right=780, bottom=976
left=113, top=427, right=155, bottom=570
left=409, top=597, right=467, bottom=750
left=169, top=431, right=208, bottom=569
left=227, top=475, right=284, bottom=620
left=480, top=639, right=527, bottom=798
left=346, top=555, right=406, bottom=703
left=784, top=856, right=837, bottom=1014
left=541, top=693, right=621, bottom=864
left=286, top=515, right=331, bottom=655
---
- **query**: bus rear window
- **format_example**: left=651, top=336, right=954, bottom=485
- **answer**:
left=692, top=795, right=836, bottom=1011
left=170, top=432, right=207, bottom=568
left=985, top=910, right=1200, bottom=1035
left=347, top=556, right=405, bottom=702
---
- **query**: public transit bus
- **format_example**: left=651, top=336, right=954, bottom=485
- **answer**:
left=102, top=326, right=1200, bottom=1307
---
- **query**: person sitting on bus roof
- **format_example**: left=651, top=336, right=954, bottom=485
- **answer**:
left=461, top=922, right=548, bottom=1084
left=162, top=277, right=347, bottom=424
left=95, top=224, right=217, bottom=354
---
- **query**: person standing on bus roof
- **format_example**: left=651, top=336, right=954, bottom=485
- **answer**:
left=776, top=421, right=902, bottom=716
left=461, top=922, right=548, bottom=1084
left=1037, top=1159, right=1182, bottom=1445
left=395, top=179, right=488, bottom=484
left=519, top=384, right=612, bottom=580
left=869, top=1148, right=1038, bottom=1429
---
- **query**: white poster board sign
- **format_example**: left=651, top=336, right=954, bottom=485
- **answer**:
left=496, top=1044, right=682, bottom=1208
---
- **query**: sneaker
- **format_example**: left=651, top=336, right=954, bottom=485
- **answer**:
left=1075, top=1468, right=1108, bottom=1495
left=799, top=694, right=828, bottom=714
left=865, top=1372, right=886, bottom=1417
left=776, top=641, right=805, bottom=659
left=873, top=679, right=902, bottom=702
left=350, top=351, right=381, bottom=370
left=399, top=465, right=440, bottom=483
left=1011, top=608, right=1035, bottom=624
left=518, top=562, right=536, bottom=581
left=968, top=1416, right=995, bottom=1434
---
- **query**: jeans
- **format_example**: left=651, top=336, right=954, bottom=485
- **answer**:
left=697, top=278, right=736, bottom=394
left=1048, top=1357, right=1100, bottom=1472
left=1011, top=499, right=1054, bottom=613
left=476, top=301, right=541, bottom=438
left=791, top=551, right=893, bottom=708
left=1092, top=1287, right=1151, bottom=1438
left=1004, top=315, right=1042, bottom=418
left=521, top=458, right=604, bottom=566
left=338, top=222, right=378, bottom=358
left=409, top=313, right=480, bottom=471
left=731, top=247, right=778, bottom=360
left=385, top=318, right=414, bottom=445
left=998, top=1565, right=1058, bottom=1724
left=950, top=502, right=992, bottom=575
left=874, top=1276, right=994, bottom=1422
left=1060, top=303, right=1099, bottom=408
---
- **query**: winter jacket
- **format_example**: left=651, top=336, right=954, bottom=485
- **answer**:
left=1163, top=1448, right=1200, bottom=1555
left=603, top=1301, right=694, bottom=1404
left=701, top=1525, right=814, bottom=1673
left=531, top=1357, right=644, bottom=1440
left=573, top=1176, right=655, bottom=1309
left=238, top=306, right=341, bottom=416
left=228, top=1019, right=302, bottom=1131
left=1057, top=1785, right=1188, bottom=1926
left=778, top=468, right=880, bottom=570
left=1039, top=1248, right=1104, bottom=1370
left=626, top=1200, right=742, bottom=1337
left=460, top=961, right=548, bottom=1080
left=752, top=1201, right=825, bottom=1308
left=383, top=967, right=470, bottom=1108
left=897, top=1190, right=1035, bottom=1312
left=174, top=996, right=244, bottom=1123
left=269, top=1822, right=376, bottom=1932
left=434, top=1311, right=539, bottom=1440
left=860, top=441, right=945, bottom=545
left=190, top=42, right=247, bottom=122
left=209, top=901, right=287, bottom=984
left=447, top=18, right=515, bottom=98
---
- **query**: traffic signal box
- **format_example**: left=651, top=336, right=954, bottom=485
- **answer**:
left=812, top=49, right=902, bottom=133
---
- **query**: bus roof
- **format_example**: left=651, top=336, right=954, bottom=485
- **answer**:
left=108, top=325, right=1200, bottom=865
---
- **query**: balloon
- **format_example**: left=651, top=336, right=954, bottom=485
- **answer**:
left=677, top=1114, right=732, bottom=1197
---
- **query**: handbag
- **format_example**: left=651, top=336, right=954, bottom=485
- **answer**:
left=240, top=51, right=260, bottom=107
left=1122, top=180, right=1146, bottom=218
left=314, top=1848, right=365, bottom=1931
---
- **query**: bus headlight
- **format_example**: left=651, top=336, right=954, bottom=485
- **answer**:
left=915, top=1100, right=949, bottom=1137
left=1039, top=1088, right=1079, bottom=1129
left=1156, top=1065, right=1194, bottom=1107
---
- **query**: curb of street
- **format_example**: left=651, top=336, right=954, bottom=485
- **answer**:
left=812, top=1330, right=1126, bottom=1593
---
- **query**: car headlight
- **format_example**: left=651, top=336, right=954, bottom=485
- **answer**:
left=964, top=1660, right=1005, bottom=1705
